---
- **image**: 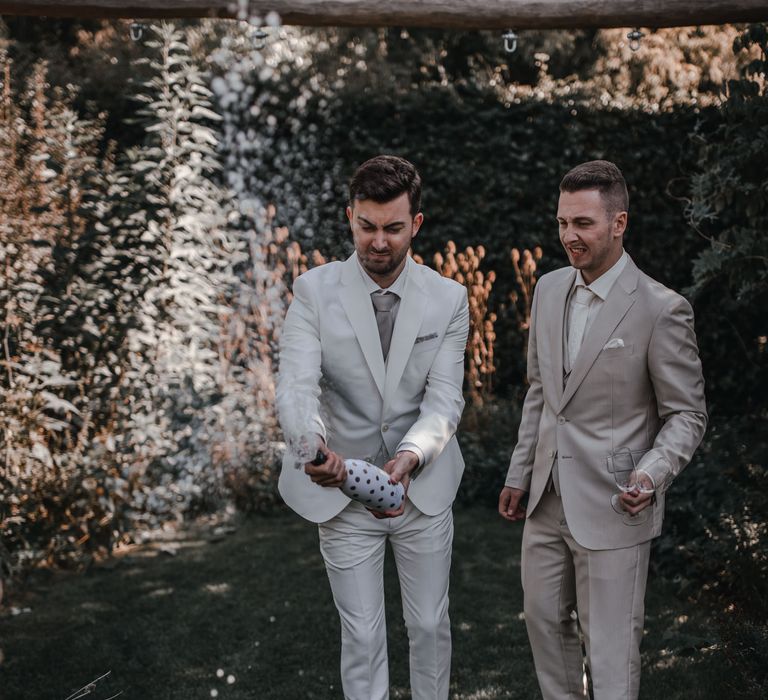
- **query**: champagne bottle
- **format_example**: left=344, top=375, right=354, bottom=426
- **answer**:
left=311, top=451, right=405, bottom=512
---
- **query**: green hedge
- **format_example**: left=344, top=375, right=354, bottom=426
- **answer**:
left=257, top=84, right=724, bottom=398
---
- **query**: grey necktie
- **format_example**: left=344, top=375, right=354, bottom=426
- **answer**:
left=371, top=291, right=398, bottom=361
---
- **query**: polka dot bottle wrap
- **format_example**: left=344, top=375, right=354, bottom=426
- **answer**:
left=340, top=459, right=405, bottom=512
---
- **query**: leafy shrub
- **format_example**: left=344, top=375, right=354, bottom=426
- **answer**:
left=0, top=25, right=295, bottom=583
left=653, top=25, right=768, bottom=691
left=684, top=23, right=768, bottom=413
left=455, top=399, right=522, bottom=507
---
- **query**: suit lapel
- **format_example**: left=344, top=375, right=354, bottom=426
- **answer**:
left=557, top=258, right=640, bottom=412
left=338, top=255, right=386, bottom=397
left=548, top=269, right=575, bottom=405
left=384, top=257, right=427, bottom=408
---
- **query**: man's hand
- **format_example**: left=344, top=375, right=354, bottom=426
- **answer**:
left=499, top=486, right=527, bottom=522
left=369, top=451, right=419, bottom=519
left=619, top=471, right=655, bottom=516
left=304, top=444, right=346, bottom=488
left=387, top=450, right=419, bottom=484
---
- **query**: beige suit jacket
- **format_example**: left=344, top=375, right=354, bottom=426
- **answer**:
left=505, top=256, right=707, bottom=549
left=277, top=253, right=469, bottom=524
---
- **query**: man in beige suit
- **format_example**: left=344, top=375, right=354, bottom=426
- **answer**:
left=277, top=155, right=469, bottom=699
left=499, top=160, right=707, bottom=699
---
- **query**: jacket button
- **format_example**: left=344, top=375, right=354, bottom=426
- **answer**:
left=548, top=449, right=556, bottom=458
left=557, top=416, right=566, bottom=425
left=382, top=424, right=389, bottom=432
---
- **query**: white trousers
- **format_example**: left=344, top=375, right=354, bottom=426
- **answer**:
left=318, top=500, right=454, bottom=700
left=522, top=489, right=651, bottom=700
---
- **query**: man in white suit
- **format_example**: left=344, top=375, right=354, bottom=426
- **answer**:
left=277, top=155, right=469, bottom=700
left=499, top=160, right=707, bottom=699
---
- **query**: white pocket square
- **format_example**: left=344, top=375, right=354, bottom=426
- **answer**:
left=603, top=338, right=625, bottom=349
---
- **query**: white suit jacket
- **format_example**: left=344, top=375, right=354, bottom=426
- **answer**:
left=505, top=256, right=707, bottom=549
left=277, top=253, right=469, bottom=523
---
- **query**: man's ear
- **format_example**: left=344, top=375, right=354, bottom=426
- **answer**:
left=346, top=205, right=354, bottom=226
left=412, top=212, right=424, bottom=238
left=613, top=211, right=628, bottom=238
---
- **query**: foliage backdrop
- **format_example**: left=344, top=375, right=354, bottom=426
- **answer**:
left=0, top=18, right=766, bottom=688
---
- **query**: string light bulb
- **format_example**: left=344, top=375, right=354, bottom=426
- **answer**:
left=502, top=29, right=519, bottom=54
left=627, top=28, right=645, bottom=52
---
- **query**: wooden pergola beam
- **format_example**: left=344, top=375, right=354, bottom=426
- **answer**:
left=0, top=1, right=766, bottom=30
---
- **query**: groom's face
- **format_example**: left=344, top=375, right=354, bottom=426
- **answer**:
left=557, top=188, right=627, bottom=285
left=347, top=192, right=423, bottom=288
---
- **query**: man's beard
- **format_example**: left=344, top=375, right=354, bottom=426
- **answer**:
left=360, top=248, right=407, bottom=276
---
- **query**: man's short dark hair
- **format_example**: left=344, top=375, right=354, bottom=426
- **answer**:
left=560, top=160, right=629, bottom=216
left=349, top=155, right=422, bottom=217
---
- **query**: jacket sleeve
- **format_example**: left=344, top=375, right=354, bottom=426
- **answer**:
left=505, top=282, right=543, bottom=491
left=637, top=295, right=707, bottom=493
left=398, top=285, right=469, bottom=471
left=275, top=274, right=326, bottom=461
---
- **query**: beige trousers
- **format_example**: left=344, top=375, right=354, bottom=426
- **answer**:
left=318, top=500, right=454, bottom=700
left=521, top=488, right=651, bottom=700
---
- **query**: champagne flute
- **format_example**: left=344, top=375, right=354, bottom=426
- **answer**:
left=609, top=447, right=651, bottom=524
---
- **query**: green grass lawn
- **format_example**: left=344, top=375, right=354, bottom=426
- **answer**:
left=0, top=505, right=739, bottom=699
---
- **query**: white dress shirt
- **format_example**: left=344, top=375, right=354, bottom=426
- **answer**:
left=356, top=254, right=407, bottom=321
left=565, top=250, right=629, bottom=363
